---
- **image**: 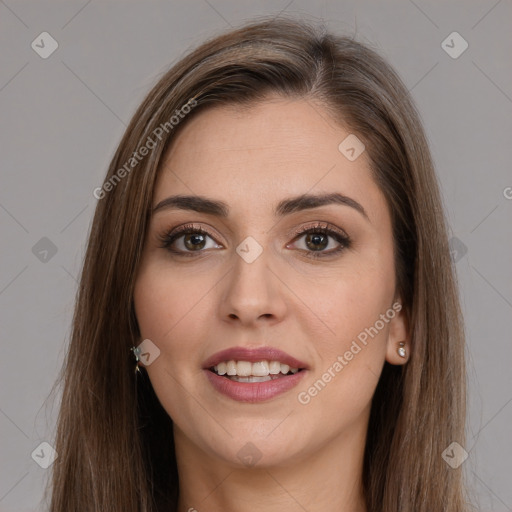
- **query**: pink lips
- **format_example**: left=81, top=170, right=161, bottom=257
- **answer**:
left=202, top=346, right=309, bottom=403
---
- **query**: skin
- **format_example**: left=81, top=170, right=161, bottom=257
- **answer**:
left=133, top=94, right=410, bottom=512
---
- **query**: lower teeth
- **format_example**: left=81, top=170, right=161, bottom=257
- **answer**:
left=214, top=372, right=293, bottom=382
left=222, top=373, right=291, bottom=382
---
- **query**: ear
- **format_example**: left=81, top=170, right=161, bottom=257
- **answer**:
left=385, top=297, right=411, bottom=365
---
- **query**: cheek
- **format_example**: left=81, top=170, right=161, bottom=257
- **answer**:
left=133, top=261, right=222, bottom=414
left=134, top=263, right=210, bottom=346
left=293, top=255, right=394, bottom=411
left=298, top=254, right=394, bottom=352
left=307, top=285, right=391, bottom=392
left=133, top=266, right=210, bottom=422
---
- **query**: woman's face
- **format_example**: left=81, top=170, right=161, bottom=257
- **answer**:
left=133, top=94, right=408, bottom=468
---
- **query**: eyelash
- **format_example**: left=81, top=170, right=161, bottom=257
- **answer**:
left=157, top=222, right=351, bottom=259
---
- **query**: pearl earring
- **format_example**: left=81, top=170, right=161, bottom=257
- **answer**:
left=398, top=342, right=406, bottom=358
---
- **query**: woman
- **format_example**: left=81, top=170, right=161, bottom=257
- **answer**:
left=46, top=16, right=472, bottom=512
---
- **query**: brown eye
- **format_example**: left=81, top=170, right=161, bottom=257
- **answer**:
left=182, top=233, right=207, bottom=251
left=288, top=223, right=351, bottom=259
left=304, top=232, right=329, bottom=251
left=158, top=224, right=222, bottom=256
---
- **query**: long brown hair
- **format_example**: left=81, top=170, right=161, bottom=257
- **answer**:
left=44, top=16, right=471, bottom=511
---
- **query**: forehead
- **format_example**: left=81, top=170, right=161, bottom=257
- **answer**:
left=154, top=96, right=386, bottom=225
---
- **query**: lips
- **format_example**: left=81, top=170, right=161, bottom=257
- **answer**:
left=202, top=346, right=309, bottom=403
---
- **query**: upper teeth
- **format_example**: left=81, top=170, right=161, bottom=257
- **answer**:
left=213, top=360, right=299, bottom=377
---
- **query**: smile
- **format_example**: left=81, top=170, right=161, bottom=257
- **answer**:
left=203, top=347, right=308, bottom=402
left=211, top=360, right=300, bottom=382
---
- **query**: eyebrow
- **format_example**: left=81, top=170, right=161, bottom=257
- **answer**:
left=152, top=192, right=370, bottom=222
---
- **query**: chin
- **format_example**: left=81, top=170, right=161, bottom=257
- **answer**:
left=193, top=424, right=312, bottom=470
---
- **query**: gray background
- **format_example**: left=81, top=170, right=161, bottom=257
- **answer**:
left=1, top=1, right=511, bottom=510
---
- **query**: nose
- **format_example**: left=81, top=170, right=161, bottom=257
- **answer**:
left=219, top=245, right=287, bottom=328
